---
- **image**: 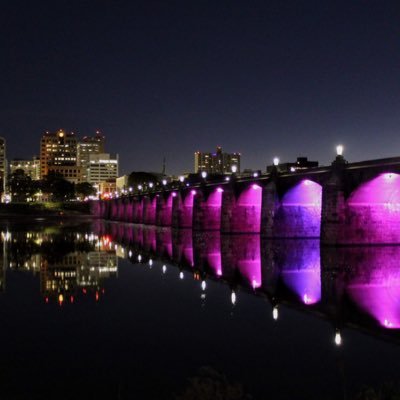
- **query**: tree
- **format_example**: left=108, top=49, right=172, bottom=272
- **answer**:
left=75, top=182, right=96, bottom=199
left=128, top=171, right=161, bottom=188
left=8, top=169, right=36, bottom=202
left=41, top=172, right=75, bottom=201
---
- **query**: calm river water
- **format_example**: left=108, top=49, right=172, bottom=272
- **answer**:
left=0, top=218, right=400, bottom=399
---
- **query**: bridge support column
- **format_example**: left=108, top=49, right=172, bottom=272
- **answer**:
left=156, top=194, right=173, bottom=226
left=172, top=194, right=182, bottom=229
left=132, top=197, right=143, bottom=223
left=193, top=188, right=223, bottom=231
left=220, top=187, right=235, bottom=233
left=321, top=158, right=346, bottom=245
left=260, top=182, right=279, bottom=237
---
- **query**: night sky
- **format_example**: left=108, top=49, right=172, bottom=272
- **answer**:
left=2, top=0, right=400, bottom=175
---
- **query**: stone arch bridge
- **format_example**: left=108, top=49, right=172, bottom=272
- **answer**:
left=92, top=155, right=400, bottom=245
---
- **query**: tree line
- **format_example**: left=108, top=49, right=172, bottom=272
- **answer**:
left=7, top=169, right=96, bottom=202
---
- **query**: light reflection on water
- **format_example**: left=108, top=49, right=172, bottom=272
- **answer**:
left=2, top=221, right=400, bottom=339
left=2, top=221, right=400, bottom=399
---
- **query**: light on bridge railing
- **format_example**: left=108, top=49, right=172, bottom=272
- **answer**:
left=138, top=185, right=143, bottom=191
left=231, top=165, right=237, bottom=173
left=273, top=157, right=280, bottom=166
left=149, top=182, right=154, bottom=188
left=336, top=145, right=344, bottom=156
left=201, top=171, right=207, bottom=179
left=179, top=175, right=185, bottom=183
left=162, top=179, right=167, bottom=186
left=272, top=306, right=279, bottom=320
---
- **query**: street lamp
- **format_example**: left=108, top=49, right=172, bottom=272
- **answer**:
left=201, top=171, right=207, bottom=179
left=336, top=145, right=344, bottom=156
left=273, top=157, right=279, bottom=166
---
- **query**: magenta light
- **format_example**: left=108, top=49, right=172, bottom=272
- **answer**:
left=282, top=180, right=322, bottom=207
left=252, top=184, right=261, bottom=190
left=346, top=245, right=400, bottom=328
left=279, top=240, right=321, bottom=305
left=171, top=192, right=177, bottom=197
left=191, top=190, right=197, bottom=195
left=217, top=187, right=224, bottom=193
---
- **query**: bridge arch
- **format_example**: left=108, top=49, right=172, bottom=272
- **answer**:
left=275, top=179, right=322, bottom=237
left=228, top=183, right=263, bottom=233
left=193, top=186, right=223, bottom=230
left=346, top=172, right=400, bottom=243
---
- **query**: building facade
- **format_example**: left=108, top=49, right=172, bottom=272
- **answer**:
left=87, top=153, right=118, bottom=187
left=194, top=146, right=241, bottom=174
left=77, top=132, right=105, bottom=181
left=0, top=137, right=6, bottom=195
left=10, top=157, right=40, bottom=180
left=40, top=130, right=78, bottom=178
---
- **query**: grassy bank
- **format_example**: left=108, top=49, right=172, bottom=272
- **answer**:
left=0, top=201, right=92, bottom=216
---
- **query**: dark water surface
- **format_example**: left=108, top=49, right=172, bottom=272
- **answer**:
left=0, top=219, right=400, bottom=399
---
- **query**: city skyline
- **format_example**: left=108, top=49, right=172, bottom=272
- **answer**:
left=2, top=1, right=400, bottom=175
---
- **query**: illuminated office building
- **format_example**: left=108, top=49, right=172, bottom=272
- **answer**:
left=87, top=153, right=119, bottom=187
left=40, top=130, right=78, bottom=178
left=194, top=146, right=241, bottom=174
left=77, top=132, right=105, bottom=181
left=10, top=157, right=40, bottom=180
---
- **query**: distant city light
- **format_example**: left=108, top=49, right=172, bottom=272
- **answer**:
left=336, top=145, right=344, bottom=156
left=179, top=176, right=185, bottom=182
left=225, top=176, right=230, bottom=181
left=129, top=187, right=133, bottom=192
left=201, top=171, right=207, bottom=179
left=138, top=184, right=143, bottom=190
left=253, top=172, right=258, bottom=177
left=162, top=179, right=167, bottom=185
left=149, top=182, right=154, bottom=188
left=273, top=157, right=280, bottom=166
left=217, top=187, right=224, bottom=193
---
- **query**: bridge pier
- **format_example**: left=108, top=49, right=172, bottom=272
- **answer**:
left=142, top=196, right=156, bottom=225
left=193, top=187, right=223, bottom=231
left=156, top=194, right=173, bottom=226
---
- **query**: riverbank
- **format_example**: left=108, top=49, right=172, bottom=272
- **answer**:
left=0, top=201, right=92, bottom=217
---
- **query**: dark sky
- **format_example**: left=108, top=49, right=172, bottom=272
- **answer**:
left=1, top=0, right=400, bottom=175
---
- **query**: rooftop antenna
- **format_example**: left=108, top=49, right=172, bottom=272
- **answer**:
left=162, top=156, right=166, bottom=175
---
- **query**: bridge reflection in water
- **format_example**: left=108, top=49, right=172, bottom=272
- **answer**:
left=92, top=221, right=400, bottom=342
left=2, top=221, right=400, bottom=345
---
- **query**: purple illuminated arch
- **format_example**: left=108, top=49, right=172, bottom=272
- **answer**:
left=276, top=180, right=322, bottom=237
left=347, top=173, right=400, bottom=243
left=231, top=184, right=262, bottom=232
left=180, top=190, right=196, bottom=227
left=197, top=188, right=223, bottom=230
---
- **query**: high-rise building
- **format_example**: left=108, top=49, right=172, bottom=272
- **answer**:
left=0, top=137, right=6, bottom=195
left=87, top=153, right=119, bottom=187
left=77, top=132, right=105, bottom=181
left=194, top=146, right=241, bottom=174
left=10, top=157, right=40, bottom=180
left=40, top=130, right=78, bottom=178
